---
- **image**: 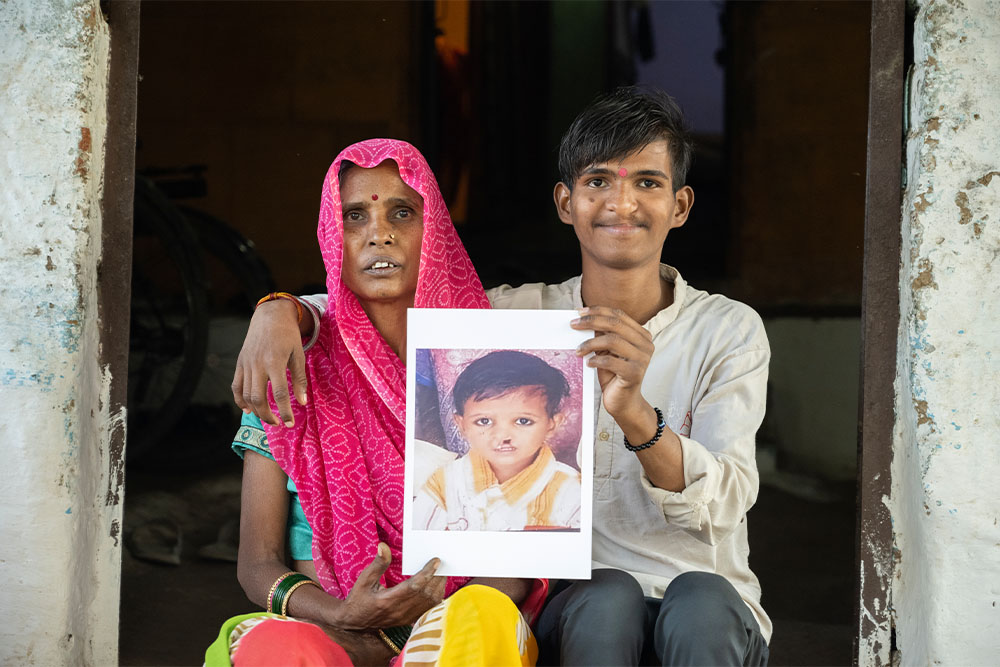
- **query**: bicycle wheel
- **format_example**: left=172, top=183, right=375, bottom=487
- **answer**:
left=127, top=176, right=210, bottom=461
left=178, top=205, right=275, bottom=316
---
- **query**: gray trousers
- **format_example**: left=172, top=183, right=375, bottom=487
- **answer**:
left=535, top=569, right=769, bottom=666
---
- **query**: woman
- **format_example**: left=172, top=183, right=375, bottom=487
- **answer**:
left=207, top=139, right=538, bottom=666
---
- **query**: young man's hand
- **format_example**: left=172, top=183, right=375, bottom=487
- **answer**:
left=572, top=306, right=655, bottom=422
left=231, top=298, right=309, bottom=426
left=572, top=306, right=684, bottom=492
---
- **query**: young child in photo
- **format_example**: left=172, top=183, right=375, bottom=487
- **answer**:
left=413, top=350, right=582, bottom=531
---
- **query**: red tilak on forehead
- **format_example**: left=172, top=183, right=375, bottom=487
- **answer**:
left=371, top=194, right=378, bottom=201
left=618, top=168, right=628, bottom=178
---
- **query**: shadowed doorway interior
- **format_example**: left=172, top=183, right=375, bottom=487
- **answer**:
left=119, top=2, right=870, bottom=664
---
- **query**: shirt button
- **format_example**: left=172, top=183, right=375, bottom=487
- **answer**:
left=599, top=431, right=610, bottom=441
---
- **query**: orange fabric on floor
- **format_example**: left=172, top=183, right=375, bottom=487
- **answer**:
left=233, top=618, right=353, bottom=667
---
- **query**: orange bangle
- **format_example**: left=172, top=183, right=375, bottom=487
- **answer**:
left=255, top=292, right=303, bottom=324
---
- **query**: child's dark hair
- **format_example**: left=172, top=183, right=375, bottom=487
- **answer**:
left=453, top=350, right=570, bottom=418
left=558, top=86, right=694, bottom=192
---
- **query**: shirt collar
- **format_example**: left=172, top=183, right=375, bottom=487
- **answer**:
left=570, top=264, right=687, bottom=332
left=643, top=264, right=687, bottom=334
left=469, top=446, right=555, bottom=504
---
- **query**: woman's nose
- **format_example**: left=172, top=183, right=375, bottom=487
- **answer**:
left=367, top=215, right=394, bottom=245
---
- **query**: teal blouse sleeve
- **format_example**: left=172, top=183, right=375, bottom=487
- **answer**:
left=231, top=412, right=314, bottom=561
left=232, top=411, right=274, bottom=461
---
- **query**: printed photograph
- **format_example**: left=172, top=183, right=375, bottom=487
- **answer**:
left=402, top=307, right=593, bottom=579
left=411, top=348, right=584, bottom=533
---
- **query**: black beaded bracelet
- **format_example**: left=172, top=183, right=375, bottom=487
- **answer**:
left=623, top=407, right=666, bottom=452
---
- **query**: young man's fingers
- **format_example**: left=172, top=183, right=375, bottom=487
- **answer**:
left=576, top=332, right=630, bottom=357
left=289, top=346, right=309, bottom=407
left=571, top=307, right=651, bottom=339
left=576, top=332, right=652, bottom=363
left=587, top=353, right=644, bottom=384
left=570, top=311, right=653, bottom=348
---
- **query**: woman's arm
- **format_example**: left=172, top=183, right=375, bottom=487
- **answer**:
left=237, top=451, right=447, bottom=630
left=237, top=450, right=320, bottom=610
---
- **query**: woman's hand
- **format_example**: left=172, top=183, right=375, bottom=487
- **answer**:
left=231, top=298, right=310, bottom=426
left=329, top=543, right=447, bottom=631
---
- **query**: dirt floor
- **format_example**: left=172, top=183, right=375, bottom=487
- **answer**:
left=119, top=430, right=856, bottom=666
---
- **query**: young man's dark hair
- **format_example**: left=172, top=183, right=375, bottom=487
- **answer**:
left=452, top=350, right=569, bottom=418
left=557, top=86, right=695, bottom=192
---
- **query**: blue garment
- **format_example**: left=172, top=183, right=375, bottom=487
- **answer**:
left=231, top=412, right=314, bottom=561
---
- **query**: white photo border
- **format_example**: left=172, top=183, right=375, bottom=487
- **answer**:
left=403, top=308, right=594, bottom=579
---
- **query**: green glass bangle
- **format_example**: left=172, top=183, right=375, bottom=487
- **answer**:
left=275, top=573, right=311, bottom=614
left=271, top=573, right=311, bottom=614
left=381, top=625, right=412, bottom=649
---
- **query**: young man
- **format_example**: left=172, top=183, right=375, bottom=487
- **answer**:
left=234, top=88, right=770, bottom=665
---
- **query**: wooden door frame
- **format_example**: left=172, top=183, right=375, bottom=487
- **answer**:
left=855, top=0, right=905, bottom=664
left=100, top=2, right=908, bottom=663
left=98, top=1, right=139, bottom=513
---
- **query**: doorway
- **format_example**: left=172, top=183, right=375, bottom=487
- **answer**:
left=112, top=2, right=894, bottom=664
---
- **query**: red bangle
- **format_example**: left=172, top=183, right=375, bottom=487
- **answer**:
left=255, top=292, right=303, bottom=324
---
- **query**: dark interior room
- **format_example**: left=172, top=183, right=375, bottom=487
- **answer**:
left=121, top=1, right=869, bottom=664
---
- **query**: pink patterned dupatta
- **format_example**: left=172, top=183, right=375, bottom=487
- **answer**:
left=264, top=139, right=489, bottom=599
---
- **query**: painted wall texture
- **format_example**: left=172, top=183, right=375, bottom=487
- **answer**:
left=0, top=1, right=121, bottom=664
left=893, top=0, right=1000, bottom=664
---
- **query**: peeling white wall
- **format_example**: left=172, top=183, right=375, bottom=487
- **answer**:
left=0, top=1, right=121, bottom=665
left=893, top=0, right=1000, bottom=664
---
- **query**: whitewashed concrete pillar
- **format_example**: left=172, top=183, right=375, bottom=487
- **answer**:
left=894, top=0, right=1000, bottom=664
left=0, top=1, right=122, bottom=664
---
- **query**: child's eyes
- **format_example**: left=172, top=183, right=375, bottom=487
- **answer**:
left=473, top=417, right=492, bottom=427
left=515, top=417, right=535, bottom=426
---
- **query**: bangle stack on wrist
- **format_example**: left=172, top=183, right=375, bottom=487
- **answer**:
left=267, top=571, right=320, bottom=616
left=377, top=625, right=413, bottom=655
left=255, top=291, right=304, bottom=324
left=623, top=406, right=666, bottom=453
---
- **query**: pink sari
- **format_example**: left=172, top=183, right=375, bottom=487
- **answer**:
left=264, top=139, right=489, bottom=599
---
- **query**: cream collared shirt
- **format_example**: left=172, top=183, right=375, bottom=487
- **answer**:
left=299, top=265, right=771, bottom=640
left=414, top=447, right=582, bottom=532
